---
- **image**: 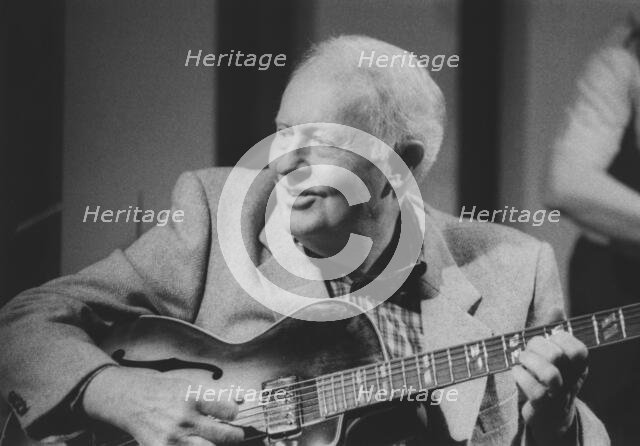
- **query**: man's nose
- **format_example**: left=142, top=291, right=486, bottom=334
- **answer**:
left=274, top=150, right=312, bottom=183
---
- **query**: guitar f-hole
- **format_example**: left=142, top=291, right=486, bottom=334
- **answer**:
left=111, top=349, right=223, bottom=379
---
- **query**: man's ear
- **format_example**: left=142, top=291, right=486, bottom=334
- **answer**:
left=396, top=139, right=425, bottom=172
left=382, top=139, right=425, bottom=197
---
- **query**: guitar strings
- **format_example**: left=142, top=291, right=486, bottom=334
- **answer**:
left=108, top=310, right=640, bottom=445
left=235, top=308, right=640, bottom=406
left=232, top=324, right=640, bottom=429
left=232, top=332, right=640, bottom=432
left=216, top=307, right=640, bottom=434
left=103, top=305, right=640, bottom=444
left=257, top=303, right=640, bottom=401
left=229, top=308, right=640, bottom=427
left=226, top=307, right=640, bottom=426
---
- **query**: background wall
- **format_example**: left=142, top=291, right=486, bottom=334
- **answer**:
left=59, top=0, right=461, bottom=274
left=5, top=0, right=640, bottom=302
left=61, top=0, right=217, bottom=273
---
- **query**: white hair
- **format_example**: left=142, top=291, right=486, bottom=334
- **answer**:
left=292, top=35, right=446, bottom=180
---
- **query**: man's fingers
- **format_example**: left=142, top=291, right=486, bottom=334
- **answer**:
left=194, top=417, right=244, bottom=444
left=181, top=437, right=215, bottom=446
left=197, top=399, right=239, bottom=421
left=549, top=331, right=588, bottom=367
left=525, top=336, right=564, bottom=365
left=513, top=364, right=549, bottom=405
left=518, top=350, right=563, bottom=392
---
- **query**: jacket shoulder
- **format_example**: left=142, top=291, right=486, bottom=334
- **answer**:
left=427, top=206, right=543, bottom=255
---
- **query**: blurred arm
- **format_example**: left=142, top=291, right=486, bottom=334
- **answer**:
left=546, top=42, right=640, bottom=247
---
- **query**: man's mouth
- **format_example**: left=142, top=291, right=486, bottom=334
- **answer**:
left=285, top=187, right=328, bottom=198
left=282, top=187, right=328, bottom=209
left=292, top=194, right=318, bottom=209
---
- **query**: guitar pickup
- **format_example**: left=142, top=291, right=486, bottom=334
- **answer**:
left=261, top=376, right=302, bottom=441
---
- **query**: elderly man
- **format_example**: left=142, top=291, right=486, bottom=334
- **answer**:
left=0, top=36, right=607, bottom=445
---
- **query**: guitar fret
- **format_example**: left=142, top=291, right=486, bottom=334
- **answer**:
left=355, top=368, right=365, bottom=406
left=351, top=370, right=357, bottom=406
left=506, top=332, right=524, bottom=366
left=375, top=364, right=381, bottom=392
left=415, top=355, right=423, bottom=389
left=463, top=345, right=471, bottom=378
left=362, top=367, right=368, bottom=391
left=318, top=378, right=328, bottom=416
left=340, top=373, right=347, bottom=410
left=447, top=349, right=454, bottom=381
left=401, top=360, right=408, bottom=389
left=431, top=352, right=438, bottom=386
left=482, top=340, right=489, bottom=373
left=620, top=308, right=627, bottom=338
left=566, top=319, right=573, bottom=336
left=351, top=370, right=358, bottom=407
left=592, top=314, right=600, bottom=345
left=330, top=374, right=337, bottom=413
left=501, top=335, right=509, bottom=367
left=484, top=338, right=501, bottom=372
left=388, top=362, right=393, bottom=391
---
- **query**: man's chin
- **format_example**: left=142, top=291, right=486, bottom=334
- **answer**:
left=289, top=214, right=325, bottom=239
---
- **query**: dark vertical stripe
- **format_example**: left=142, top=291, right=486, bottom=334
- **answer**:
left=3, top=0, right=64, bottom=300
left=458, top=0, right=503, bottom=211
left=215, top=0, right=313, bottom=167
left=0, top=0, right=8, bottom=301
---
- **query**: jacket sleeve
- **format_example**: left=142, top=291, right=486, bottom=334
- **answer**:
left=0, top=171, right=212, bottom=440
left=521, top=242, right=610, bottom=446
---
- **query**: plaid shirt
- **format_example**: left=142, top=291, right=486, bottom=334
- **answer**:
left=325, top=254, right=426, bottom=359
left=325, top=255, right=430, bottom=446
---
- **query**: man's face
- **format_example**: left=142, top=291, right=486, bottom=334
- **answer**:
left=269, top=71, right=392, bottom=243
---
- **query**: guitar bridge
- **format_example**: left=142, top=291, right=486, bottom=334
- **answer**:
left=261, top=376, right=302, bottom=441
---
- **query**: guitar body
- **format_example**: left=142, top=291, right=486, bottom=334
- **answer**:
left=2, top=300, right=424, bottom=446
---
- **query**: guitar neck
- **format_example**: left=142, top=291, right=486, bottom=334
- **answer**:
left=311, top=302, right=640, bottom=419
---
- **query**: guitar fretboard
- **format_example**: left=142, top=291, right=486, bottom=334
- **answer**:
left=307, top=302, right=640, bottom=420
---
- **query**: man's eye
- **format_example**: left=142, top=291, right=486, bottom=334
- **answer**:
left=311, top=135, right=335, bottom=147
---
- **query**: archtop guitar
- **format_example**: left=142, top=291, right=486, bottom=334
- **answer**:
left=3, top=300, right=640, bottom=445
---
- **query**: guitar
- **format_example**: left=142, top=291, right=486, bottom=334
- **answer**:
left=3, top=299, right=640, bottom=445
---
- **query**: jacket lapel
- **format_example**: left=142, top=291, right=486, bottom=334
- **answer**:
left=244, top=199, right=492, bottom=441
left=419, top=211, right=493, bottom=442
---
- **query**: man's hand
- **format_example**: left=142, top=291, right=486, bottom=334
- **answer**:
left=513, top=331, right=588, bottom=444
left=82, top=366, right=244, bottom=446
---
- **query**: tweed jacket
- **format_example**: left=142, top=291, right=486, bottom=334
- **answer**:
left=0, top=167, right=608, bottom=445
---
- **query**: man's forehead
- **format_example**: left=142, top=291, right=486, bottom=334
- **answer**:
left=277, top=71, right=376, bottom=136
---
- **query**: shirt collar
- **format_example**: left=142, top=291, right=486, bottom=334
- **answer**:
left=321, top=210, right=427, bottom=292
